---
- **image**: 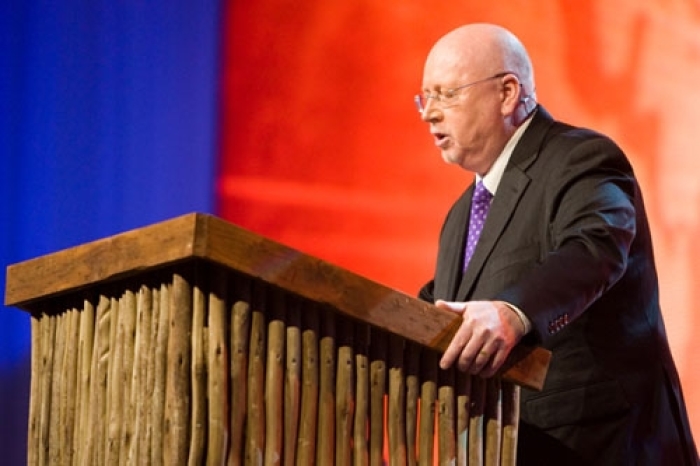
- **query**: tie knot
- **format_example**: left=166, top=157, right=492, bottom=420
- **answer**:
left=473, top=181, right=492, bottom=205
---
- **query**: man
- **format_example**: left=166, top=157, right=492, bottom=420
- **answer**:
left=417, top=23, right=698, bottom=465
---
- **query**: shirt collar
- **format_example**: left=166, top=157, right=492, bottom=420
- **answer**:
left=478, top=113, right=535, bottom=195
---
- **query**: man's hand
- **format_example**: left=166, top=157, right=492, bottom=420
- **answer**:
left=437, top=300, right=527, bottom=377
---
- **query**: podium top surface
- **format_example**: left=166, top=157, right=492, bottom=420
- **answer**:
left=4, top=212, right=550, bottom=390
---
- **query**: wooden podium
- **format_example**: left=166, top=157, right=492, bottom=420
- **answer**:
left=5, top=213, right=549, bottom=465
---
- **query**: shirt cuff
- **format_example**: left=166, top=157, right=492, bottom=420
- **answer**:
left=501, top=301, right=532, bottom=334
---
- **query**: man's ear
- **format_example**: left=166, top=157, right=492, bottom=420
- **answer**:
left=500, top=75, right=522, bottom=115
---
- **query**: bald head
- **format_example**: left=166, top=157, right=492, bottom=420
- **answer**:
left=419, top=24, right=537, bottom=174
left=425, top=24, right=535, bottom=99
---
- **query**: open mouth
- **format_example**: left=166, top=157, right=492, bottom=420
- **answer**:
left=432, top=132, right=449, bottom=147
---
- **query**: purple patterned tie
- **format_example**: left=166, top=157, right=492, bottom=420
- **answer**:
left=464, top=180, right=493, bottom=270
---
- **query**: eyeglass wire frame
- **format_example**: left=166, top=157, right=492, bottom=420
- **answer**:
left=414, top=71, right=514, bottom=113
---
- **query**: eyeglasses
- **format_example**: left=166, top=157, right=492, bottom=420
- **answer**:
left=414, top=72, right=511, bottom=113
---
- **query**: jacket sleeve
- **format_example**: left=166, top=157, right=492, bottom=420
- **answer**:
left=495, top=134, right=637, bottom=342
left=418, top=280, right=435, bottom=303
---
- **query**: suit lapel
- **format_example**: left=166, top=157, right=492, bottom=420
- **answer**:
left=456, top=169, right=530, bottom=299
left=455, top=106, right=556, bottom=300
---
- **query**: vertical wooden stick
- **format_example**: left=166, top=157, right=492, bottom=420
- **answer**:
left=316, top=311, right=336, bottom=465
left=456, top=371, right=471, bottom=466
left=208, top=269, right=230, bottom=465
left=499, top=382, right=520, bottom=466
left=484, top=378, right=502, bottom=466
left=129, top=285, right=152, bottom=463
left=296, top=305, right=319, bottom=465
left=28, top=314, right=42, bottom=466
left=119, top=290, right=137, bottom=460
left=335, top=317, right=355, bottom=466
left=88, top=295, right=112, bottom=465
left=229, top=296, right=251, bottom=466
left=437, top=369, right=456, bottom=466
left=151, top=283, right=170, bottom=465
left=353, top=324, right=371, bottom=466
left=283, top=298, right=302, bottom=466
left=164, top=272, right=193, bottom=464
left=143, top=285, right=158, bottom=460
left=369, top=329, right=386, bottom=466
left=245, top=290, right=266, bottom=465
left=105, top=295, right=122, bottom=465
left=265, top=291, right=286, bottom=465
left=388, top=334, right=407, bottom=466
left=38, top=313, right=56, bottom=465
left=48, top=312, right=63, bottom=465
left=75, top=298, right=95, bottom=465
left=189, top=273, right=207, bottom=465
left=59, top=308, right=80, bottom=464
left=418, top=351, right=437, bottom=466
left=467, top=376, right=486, bottom=466
left=405, top=342, right=420, bottom=466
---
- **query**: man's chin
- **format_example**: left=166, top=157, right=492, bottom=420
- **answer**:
left=441, top=150, right=462, bottom=166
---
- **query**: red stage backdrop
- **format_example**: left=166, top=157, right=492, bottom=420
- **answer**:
left=218, top=0, right=700, bottom=439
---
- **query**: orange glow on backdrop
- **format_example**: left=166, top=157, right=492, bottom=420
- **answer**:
left=219, top=0, right=700, bottom=439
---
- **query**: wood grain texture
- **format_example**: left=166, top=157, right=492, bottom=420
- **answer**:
left=335, top=317, right=355, bottom=466
left=189, top=278, right=207, bottom=465
left=129, top=286, right=151, bottom=463
left=369, top=330, right=387, bottom=466
left=28, top=316, right=41, bottom=466
left=405, top=342, right=420, bottom=466
left=151, top=283, right=169, bottom=466
left=468, top=377, right=486, bottom=466
left=164, top=273, right=192, bottom=465
left=245, top=299, right=266, bottom=465
left=283, top=301, right=301, bottom=466
left=39, top=315, right=55, bottom=466
left=230, top=299, right=250, bottom=466
left=418, top=350, right=437, bottom=466
left=316, top=312, right=336, bottom=465
left=119, top=290, right=137, bottom=462
left=264, top=292, right=285, bottom=465
left=456, top=370, right=471, bottom=466
left=47, top=313, right=61, bottom=465
left=437, top=371, right=456, bottom=466
left=60, top=309, right=79, bottom=465
left=297, top=306, right=319, bottom=465
left=484, top=378, right=502, bottom=466
left=500, top=382, right=520, bottom=466
left=207, top=271, right=229, bottom=466
left=388, top=334, right=407, bottom=466
left=74, top=299, right=95, bottom=465
left=353, top=324, right=370, bottom=466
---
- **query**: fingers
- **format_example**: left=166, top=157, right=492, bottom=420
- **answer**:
left=437, top=301, right=519, bottom=377
left=450, top=335, right=501, bottom=375
left=477, top=342, right=508, bottom=378
left=435, top=300, right=467, bottom=313
left=482, top=347, right=508, bottom=378
left=440, top=332, right=500, bottom=375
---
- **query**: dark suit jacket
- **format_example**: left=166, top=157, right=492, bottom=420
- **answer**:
left=419, top=106, right=698, bottom=465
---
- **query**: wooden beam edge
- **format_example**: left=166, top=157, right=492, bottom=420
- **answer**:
left=198, top=214, right=551, bottom=390
left=4, top=213, right=202, bottom=308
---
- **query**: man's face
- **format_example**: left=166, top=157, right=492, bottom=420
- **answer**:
left=420, top=52, right=506, bottom=175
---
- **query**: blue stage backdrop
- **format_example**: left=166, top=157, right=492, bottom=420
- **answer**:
left=0, top=1, right=222, bottom=462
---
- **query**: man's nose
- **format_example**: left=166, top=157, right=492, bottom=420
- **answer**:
left=420, top=101, right=443, bottom=123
